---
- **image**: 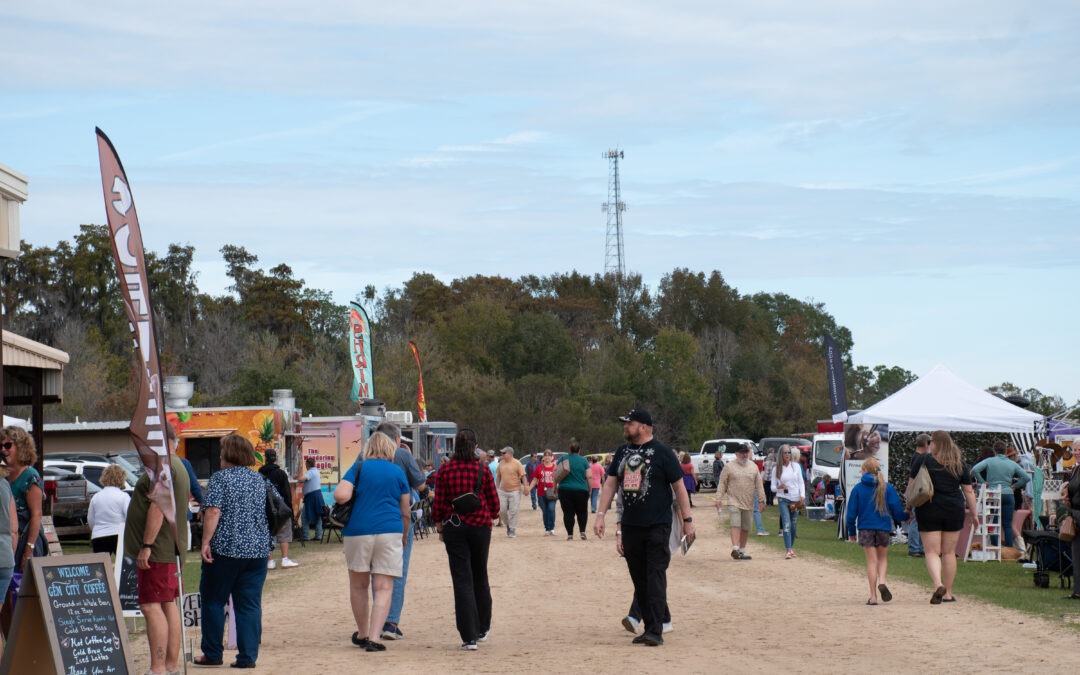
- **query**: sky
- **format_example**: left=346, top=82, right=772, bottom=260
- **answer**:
left=1, top=2, right=1078, bottom=404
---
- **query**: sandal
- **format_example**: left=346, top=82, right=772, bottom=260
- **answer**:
left=352, top=632, right=371, bottom=648
left=865, top=600, right=878, bottom=606
left=942, top=597, right=956, bottom=603
left=364, top=641, right=387, bottom=652
left=930, top=586, right=946, bottom=605
left=878, top=584, right=892, bottom=603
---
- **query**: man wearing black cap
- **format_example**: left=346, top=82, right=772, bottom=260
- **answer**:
left=594, top=407, right=694, bottom=647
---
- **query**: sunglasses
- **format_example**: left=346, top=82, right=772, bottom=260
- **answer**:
left=0, top=442, right=12, bottom=450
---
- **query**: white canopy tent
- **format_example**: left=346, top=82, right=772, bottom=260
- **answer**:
left=848, top=364, right=1044, bottom=433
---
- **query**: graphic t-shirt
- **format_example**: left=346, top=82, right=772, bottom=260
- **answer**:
left=535, top=461, right=557, bottom=494
left=607, top=439, right=682, bottom=527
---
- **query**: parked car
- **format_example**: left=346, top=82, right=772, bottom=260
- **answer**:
left=691, top=439, right=763, bottom=489
left=43, top=459, right=138, bottom=492
left=106, top=450, right=146, bottom=478
left=42, top=466, right=92, bottom=536
left=759, top=437, right=812, bottom=463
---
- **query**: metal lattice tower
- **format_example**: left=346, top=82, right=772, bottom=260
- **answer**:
left=602, top=149, right=627, bottom=277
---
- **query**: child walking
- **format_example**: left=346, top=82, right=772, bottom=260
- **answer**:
left=845, top=458, right=909, bottom=605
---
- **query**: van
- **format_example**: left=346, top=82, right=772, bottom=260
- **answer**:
left=810, top=432, right=844, bottom=481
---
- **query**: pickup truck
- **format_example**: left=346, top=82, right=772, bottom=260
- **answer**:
left=43, top=466, right=92, bottom=537
left=690, top=439, right=762, bottom=490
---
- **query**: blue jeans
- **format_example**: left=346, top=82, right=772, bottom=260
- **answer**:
left=907, top=516, right=923, bottom=554
left=539, top=495, right=557, bottom=532
left=753, top=495, right=766, bottom=534
left=301, top=491, right=324, bottom=541
left=530, top=487, right=538, bottom=509
left=999, top=491, right=1016, bottom=548
left=384, top=521, right=413, bottom=625
left=778, top=498, right=799, bottom=550
left=200, top=555, right=268, bottom=665
left=590, top=487, right=600, bottom=513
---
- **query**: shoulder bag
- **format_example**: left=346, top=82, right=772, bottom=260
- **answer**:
left=329, top=461, right=363, bottom=528
left=1059, top=515, right=1076, bottom=542
left=905, top=455, right=934, bottom=508
left=265, top=479, right=294, bottom=534
left=451, top=465, right=485, bottom=515
left=553, top=458, right=571, bottom=484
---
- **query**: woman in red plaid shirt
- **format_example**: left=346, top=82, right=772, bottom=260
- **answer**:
left=432, top=428, right=499, bottom=650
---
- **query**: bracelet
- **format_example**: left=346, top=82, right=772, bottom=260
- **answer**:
left=616, top=530, right=622, bottom=535
left=596, top=511, right=606, bottom=517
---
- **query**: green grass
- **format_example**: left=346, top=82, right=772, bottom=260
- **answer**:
left=757, top=505, right=1080, bottom=628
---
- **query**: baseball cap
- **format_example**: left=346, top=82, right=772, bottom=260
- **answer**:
left=501, top=446, right=515, bottom=457
left=618, top=407, right=653, bottom=426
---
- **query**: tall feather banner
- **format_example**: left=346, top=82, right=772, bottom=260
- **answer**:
left=408, top=341, right=428, bottom=423
left=96, top=128, right=176, bottom=536
left=349, top=301, right=373, bottom=403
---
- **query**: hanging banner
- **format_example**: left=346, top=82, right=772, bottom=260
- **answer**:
left=349, top=301, right=373, bottom=402
left=96, top=128, right=176, bottom=533
left=408, top=340, right=428, bottom=423
left=824, top=333, right=848, bottom=423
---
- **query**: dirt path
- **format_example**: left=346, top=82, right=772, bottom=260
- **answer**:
left=129, top=508, right=1077, bottom=673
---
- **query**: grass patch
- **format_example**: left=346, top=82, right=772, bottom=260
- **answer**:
left=757, top=505, right=1079, bottom=628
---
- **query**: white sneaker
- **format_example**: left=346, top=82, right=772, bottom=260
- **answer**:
left=621, top=615, right=640, bottom=633
left=281, top=557, right=299, bottom=568
left=662, top=622, right=673, bottom=634
left=756, top=531, right=769, bottom=536
left=461, top=642, right=478, bottom=651
left=267, top=559, right=276, bottom=570
left=477, top=630, right=489, bottom=642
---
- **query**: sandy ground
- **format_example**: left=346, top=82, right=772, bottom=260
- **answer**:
left=127, top=504, right=1079, bottom=674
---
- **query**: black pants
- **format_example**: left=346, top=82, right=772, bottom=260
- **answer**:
left=91, top=535, right=118, bottom=554
left=628, top=598, right=670, bottom=623
left=621, top=522, right=672, bottom=638
left=558, top=489, right=589, bottom=536
left=442, top=523, right=492, bottom=643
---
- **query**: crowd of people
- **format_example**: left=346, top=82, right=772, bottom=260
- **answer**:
left=1, top=415, right=1078, bottom=667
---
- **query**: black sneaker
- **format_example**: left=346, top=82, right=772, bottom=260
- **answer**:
left=364, top=641, right=387, bottom=652
left=641, top=633, right=664, bottom=646
left=631, top=634, right=648, bottom=644
left=461, top=642, right=478, bottom=651
left=381, top=623, right=404, bottom=640
left=908, top=551, right=925, bottom=558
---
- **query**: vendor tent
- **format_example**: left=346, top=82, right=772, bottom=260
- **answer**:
left=848, top=364, right=1044, bottom=433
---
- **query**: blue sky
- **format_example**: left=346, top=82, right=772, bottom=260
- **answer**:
left=2, top=2, right=1078, bottom=403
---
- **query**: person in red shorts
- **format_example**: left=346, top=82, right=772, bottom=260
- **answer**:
left=123, top=425, right=191, bottom=675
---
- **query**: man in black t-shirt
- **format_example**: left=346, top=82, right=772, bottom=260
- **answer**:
left=594, top=407, right=695, bottom=647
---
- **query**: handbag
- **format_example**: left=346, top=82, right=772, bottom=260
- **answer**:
left=544, top=487, right=558, bottom=499
left=451, top=465, right=485, bottom=516
left=1059, top=515, right=1076, bottom=542
left=265, top=480, right=293, bottom=535
left=553, top=459, right=570, bottom=484
left=329, top=461, right=362, bottom=528
left=906, top=457, right=934, bottom=508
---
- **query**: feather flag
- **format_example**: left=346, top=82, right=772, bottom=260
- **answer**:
left=96, top=128, right=176, bottom=534
left=349, top=301, right=373, bottom=403
left=409, top=340, right=428, bottom=423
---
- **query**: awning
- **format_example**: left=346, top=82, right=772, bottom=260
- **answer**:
left=3, top=329, right=69, bottom=404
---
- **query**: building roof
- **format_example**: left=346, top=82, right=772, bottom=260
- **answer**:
left=44, top=421, right=131, bottom=433
left=3, top=330, right=69, bottom=370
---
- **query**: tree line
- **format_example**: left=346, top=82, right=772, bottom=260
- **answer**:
left=3, top=225, right=1066, bottom=454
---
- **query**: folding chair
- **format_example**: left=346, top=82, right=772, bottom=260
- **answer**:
left=322, top=505, right=343, bottom=543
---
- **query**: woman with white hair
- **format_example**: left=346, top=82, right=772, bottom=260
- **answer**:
left=771, top=445, right=806, bottom=559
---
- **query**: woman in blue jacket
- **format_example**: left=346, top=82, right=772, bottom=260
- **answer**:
left=845, top=458, right=908, bottom=605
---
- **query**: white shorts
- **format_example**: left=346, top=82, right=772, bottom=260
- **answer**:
left=343, top=533, right=403, bottom=577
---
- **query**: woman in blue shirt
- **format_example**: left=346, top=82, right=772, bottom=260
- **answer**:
left=195, top=434, right=273, bottom=668
left=846, top=457, right=908, bottom=606
left=334, top=432, right=410, bottom=652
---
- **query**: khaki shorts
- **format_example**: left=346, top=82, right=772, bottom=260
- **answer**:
left=726, top=508, right=753, bottom=531
left=344, top=533, right=403, bottom=577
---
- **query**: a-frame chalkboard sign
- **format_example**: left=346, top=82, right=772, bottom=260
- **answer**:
left=0, top=553, right=132, bottom=674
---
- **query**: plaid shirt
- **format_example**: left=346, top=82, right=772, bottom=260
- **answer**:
left=431, top=458, right=499, bottom=528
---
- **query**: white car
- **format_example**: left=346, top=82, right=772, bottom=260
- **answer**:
left=691, top=439, right=762, bottom=488
left=43, top=459, right=138, bottom=492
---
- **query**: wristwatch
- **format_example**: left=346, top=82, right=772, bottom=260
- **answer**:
left=683, top=517, right=693, bottom=523
left=141, top=543, right=153, bottom=549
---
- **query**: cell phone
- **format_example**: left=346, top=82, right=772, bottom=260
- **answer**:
left=680, top=534, right=693, bottom=555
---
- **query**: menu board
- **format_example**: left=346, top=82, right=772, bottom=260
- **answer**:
left=0, top=553, right=131, bottom=675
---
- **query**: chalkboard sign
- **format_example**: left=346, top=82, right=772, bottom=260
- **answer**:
left=0, top=553, right=131, bottom=675
left=115, top=554, right=141, bottom=617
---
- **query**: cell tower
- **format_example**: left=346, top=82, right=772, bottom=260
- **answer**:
left=602, top=149, right=627, bottom=277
